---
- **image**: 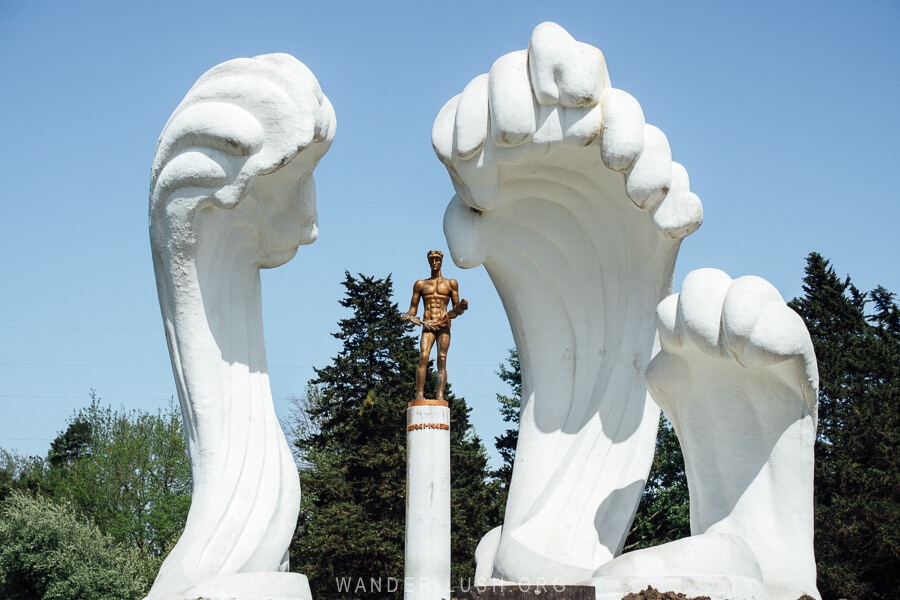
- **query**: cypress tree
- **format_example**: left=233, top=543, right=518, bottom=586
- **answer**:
left=789, top=252, right=899, bottom=599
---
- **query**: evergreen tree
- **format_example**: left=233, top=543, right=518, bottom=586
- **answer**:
left=493, top=348, right=520, bottom=505
left=291, top=272, right=499, bottom=599
left=624, top=415, right=689, bottom=551
left=47, top=418, right=92, bottom=468
left=789, top=252, right=899, bottom=599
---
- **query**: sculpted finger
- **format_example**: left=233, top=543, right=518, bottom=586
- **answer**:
left=560, top=102, right=603, bottom=147
left=151, top=54, right=334, bottom=214
left=744, top=303, right=815, bottom=369
left=652, top=162, right=703, bottom=240
left=452, top=141, right=500, bottom=212
left=721, top=277, right=816, bottom=385
left=673, top=268, right=733, bottom=355
left=625, top=125, right=672, bottom=210
left=455, top=73, right=490, bottom=159
left=528, top=21, right=608, bottom=108
left=720, top=275, right=786, bottom=364
left=489, top=50, right=535, bottom=148
left=432, top=95, right=460, bottom=166
left=600, top=88, right=645, bottom=174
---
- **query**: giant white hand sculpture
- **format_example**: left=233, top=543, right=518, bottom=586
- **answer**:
left=147, top=54, right=335, bottom=600
left=432, top=22, right=703, bottom=582
left=592, top=269, right=820, bottom=600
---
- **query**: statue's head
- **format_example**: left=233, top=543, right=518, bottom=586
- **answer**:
left=427, top=250, right=443, bottom=269
left=149, top=53, right=336, bottom=267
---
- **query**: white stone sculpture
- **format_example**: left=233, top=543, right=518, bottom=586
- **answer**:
left=592, top=269, right=820, bottom=600
left=147, top=53, right=335, bottom=600
left=432, top=22, right=703, bottom=583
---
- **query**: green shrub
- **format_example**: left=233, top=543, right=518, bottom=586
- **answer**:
left=0, top=492, right=152, bottom=600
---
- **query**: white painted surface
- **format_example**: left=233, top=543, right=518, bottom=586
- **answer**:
left=433, top=22, right=702, bottom=583
left=588, top=269, right=820, bottom=599
left=147, top=53, right=335, bottom=600
left=178, top=573, right=312, bottom=600
left=435, top=22, right=819, bottom=599
left=591, top=532, right=768, bottom=600
left=643, top=269, right=820, bottom=600
left=405, top=402, right=452, bottom=600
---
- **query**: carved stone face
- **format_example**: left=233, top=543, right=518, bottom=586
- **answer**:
left=247, top=156, right=318, bottom=269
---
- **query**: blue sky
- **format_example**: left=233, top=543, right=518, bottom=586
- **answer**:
left=1, top=1, right=897, bottom=465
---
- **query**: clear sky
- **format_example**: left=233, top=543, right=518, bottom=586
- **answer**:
left=1, top=1, right=897, bottom=465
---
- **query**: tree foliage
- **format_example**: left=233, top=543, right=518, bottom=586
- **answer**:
left=0, top=450, right=47, bottom=501
left=0, top=393, right=192, bottom=598
left=624, top=415, right=689, bottom=551
left=0, top=492, right=152, bottom=600
left=47, top=417, right=92, bottom=468
left=45, top=394, right=191, bottom=557
left=788, top=252, right=899, bottom=599
left=492, top=348, right=520, bottom=507
left=290, top=272, right=500, bottom=598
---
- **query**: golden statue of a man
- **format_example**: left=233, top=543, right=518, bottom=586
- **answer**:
left=402, top=250, right=468, bottom=401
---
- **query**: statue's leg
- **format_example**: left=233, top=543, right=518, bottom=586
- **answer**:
left=433, top=22, right=702, bottom=583
left=435, top=331, right=451, bottom=401
left=416, top=332, right=436, bottom=399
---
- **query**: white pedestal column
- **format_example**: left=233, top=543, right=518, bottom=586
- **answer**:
left=405, top=399, right=451, bottom=600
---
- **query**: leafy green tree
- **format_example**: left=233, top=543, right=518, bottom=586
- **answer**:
left=0, top=492, right=152, bottom=600
left=0, top=450, right=47, bottom=501
left=46, top=394, right=191, bottom=557
left=291, top=272, right=499, bottom=598
left=788, top=253, right=899, bottom=599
